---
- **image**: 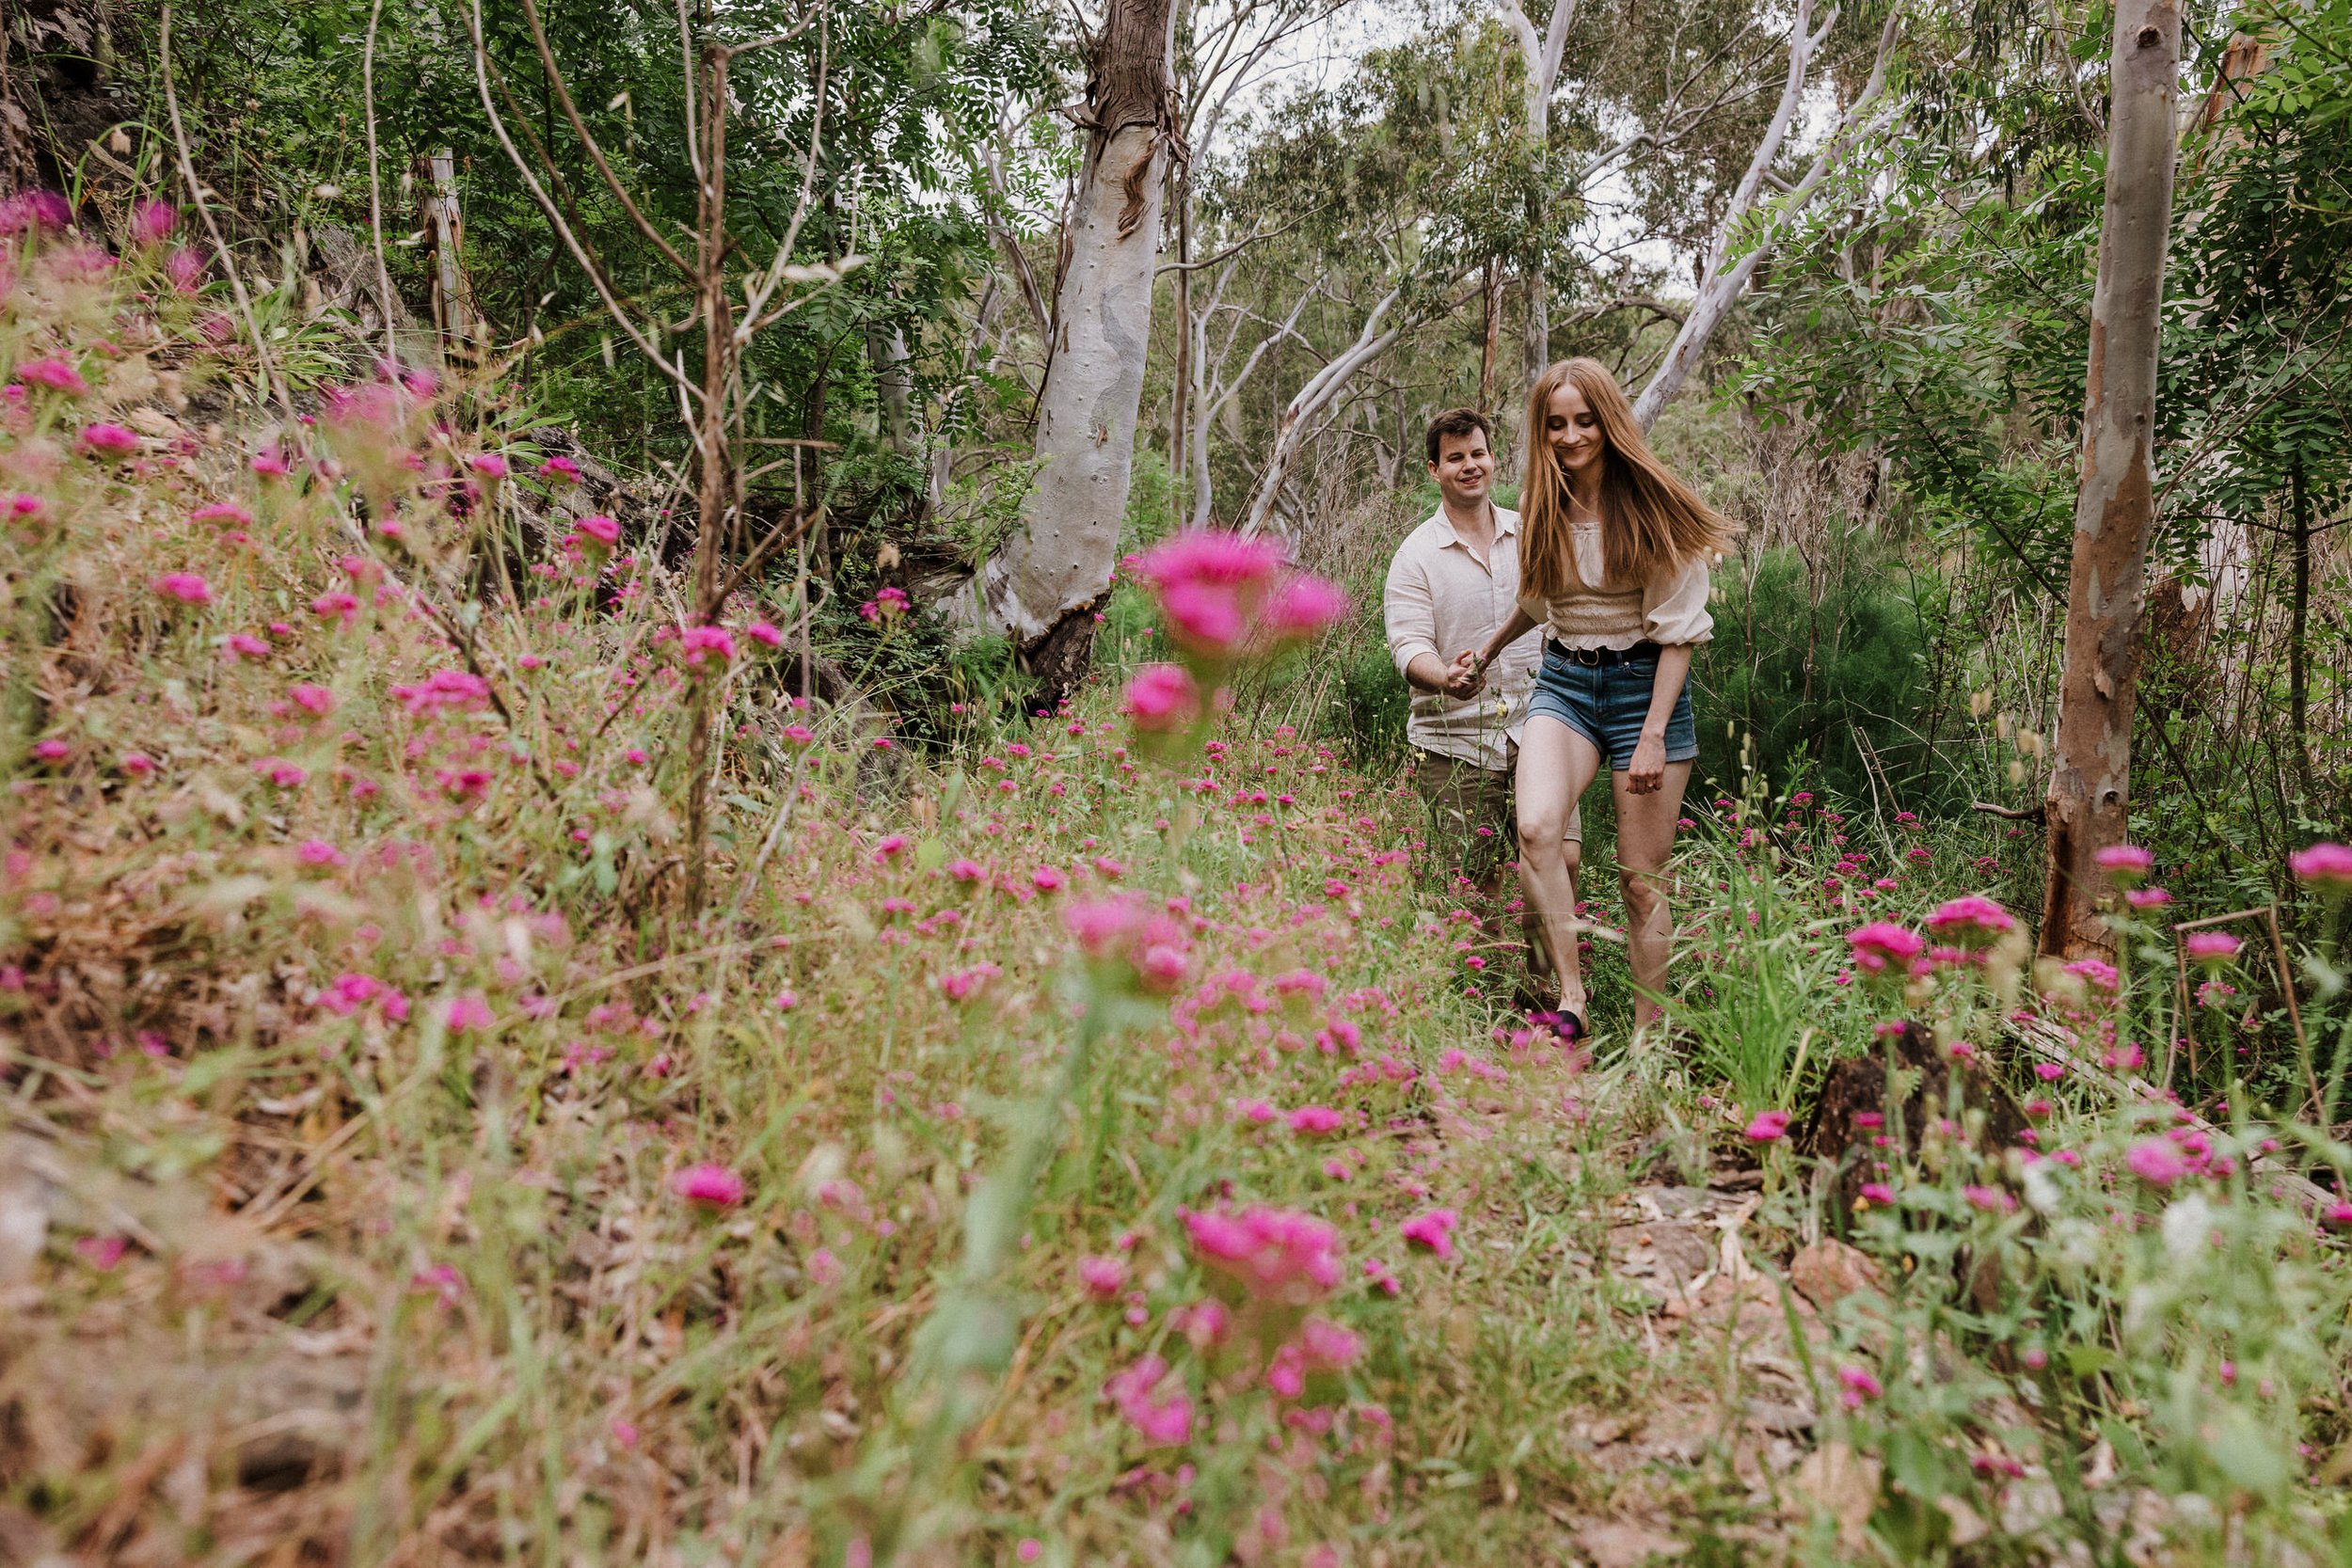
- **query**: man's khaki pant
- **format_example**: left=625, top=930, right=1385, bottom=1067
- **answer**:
left=1407, top=747, right=1563, bottom=991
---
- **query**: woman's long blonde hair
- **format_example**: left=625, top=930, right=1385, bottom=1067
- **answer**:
left=1518, top=357, right=1731, bottom=600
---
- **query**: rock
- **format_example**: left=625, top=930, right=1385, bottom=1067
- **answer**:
left=1791, top=1440, right=1882, bottom=1550
left=1788, top=1238, right=1883, bottom=1309
left=1574, top=1519, right=1687, bottom=1568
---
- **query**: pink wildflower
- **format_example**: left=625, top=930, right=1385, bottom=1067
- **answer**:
left=295, top=839, right=344, bottom=867
left=14, top=356, right=88, bottom=397
left=1261, top=574, right=1348, bottom=642
left=1926, top=895, right=2015, bottom=945
left=445, top=994, right=495, bottom=1032
left=743, top=620, right=784, bottom=649
left=1104, top=1354, right=1193, bottom=1446
left=391, top=669, right=491, bottom=716
left=2125, top=1138, right=2187, bottom=1187
left=575, top=514, right=620, bottom=549
left=2094, top=843, right=2154, bottom=879
left=224, top=632, right=270, bottom=660
left=152, top=572, right=212, bottom=604
left=1744, top=1109, right=1791, bottom=1143
left=468, top=452, right=509, bottom=480
left=1123, top=662, right=1201, bottom=733
left=1859, top=1181, right=1896, bottom=1205
left=1183, top=1204, right=1343, bottom=1300
left=311, top=592, right=360, bottom=624
left=290, top=683, right=336, bottom=717
left=131, top=199, right=179, bottom=245
left=2289, top=843, right=2352, bottom=895
left=671, top=1163, right=748, bottom=1209
left=76, top=1235, right=129, bottom=1271
left=1287, top=1105, right=1344, bottom=1135
left=80, top=421, right=140, bottom=455
left=539, top=454, right=581, bottom=483
left=2184, top=931, right=2241, bottom=966
left=1078, top=1255, right=1127, bottom=1298
left=1845, top=921, right=1923, bottom=974
left=679, top=624, right=736, bottom=668
left=1963, top=1184, right=2016, bottom=1213
left=1836, top=1365, right=1883, bottom=1408
left=1032, top=865, right=1065, bottom=893
left=1400, top=1208, right=1458, bottom=1259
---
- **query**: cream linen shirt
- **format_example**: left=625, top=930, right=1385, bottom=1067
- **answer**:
left=1517, top=519, right=1715, bottom=651
left=1384, top=504, right=1538, bottom=769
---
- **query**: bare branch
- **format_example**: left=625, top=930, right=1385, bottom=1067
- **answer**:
left=466, top=0, right=699, bottom=400
left=516, top=0, right=695, bottom=277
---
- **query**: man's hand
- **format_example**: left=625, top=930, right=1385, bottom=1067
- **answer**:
left=1441, top=649, right=1485, bottom=699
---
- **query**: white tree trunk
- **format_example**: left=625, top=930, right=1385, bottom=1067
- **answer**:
left=1631, top=5, right=1899, bottom=432
left=1239, top=291, right=1406, bottom=536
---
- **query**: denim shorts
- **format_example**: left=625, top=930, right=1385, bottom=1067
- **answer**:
left=1525, top=642, right=1699, bottom=769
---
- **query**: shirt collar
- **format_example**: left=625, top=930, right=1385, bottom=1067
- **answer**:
left=1432, top=501, right=1515, bottom=550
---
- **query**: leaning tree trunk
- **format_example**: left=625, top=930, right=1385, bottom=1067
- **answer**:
left=981, top=0, right=1180, bottom=711
left=2039, top=0, right=2182, bottom=962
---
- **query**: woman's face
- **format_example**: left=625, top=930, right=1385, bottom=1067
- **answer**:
left=1544, top=380, right=1605, bottom=480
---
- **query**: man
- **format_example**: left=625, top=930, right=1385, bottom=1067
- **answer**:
left=1383, top=407, right=1580, bottom=1005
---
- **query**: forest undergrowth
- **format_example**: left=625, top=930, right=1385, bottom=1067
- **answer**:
left=7, top=206, right=2352, bottom=1568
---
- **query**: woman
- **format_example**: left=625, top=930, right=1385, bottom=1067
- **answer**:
left=1464, top=358, right=1729, bottom=1039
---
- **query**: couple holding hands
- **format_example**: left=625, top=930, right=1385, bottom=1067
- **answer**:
left=1383, top=357, right=1730, bottom=1041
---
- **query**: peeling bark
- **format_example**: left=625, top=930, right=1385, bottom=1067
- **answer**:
left=2040, top=0, right=2181, bottom=961
left=981, top=0, right=1180, bottom=707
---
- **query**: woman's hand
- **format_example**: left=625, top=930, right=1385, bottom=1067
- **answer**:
left=1627, top=732, right=1666, bottom=794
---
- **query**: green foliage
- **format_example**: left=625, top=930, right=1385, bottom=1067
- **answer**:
left=1697, top=540, right=1942, bottom=805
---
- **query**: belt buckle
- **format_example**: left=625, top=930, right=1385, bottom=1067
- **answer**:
left=1571, top=645, right=1601, bottom=668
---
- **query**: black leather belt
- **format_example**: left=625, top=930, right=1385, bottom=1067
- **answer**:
left=1547, top=640, right=1661, bottom=668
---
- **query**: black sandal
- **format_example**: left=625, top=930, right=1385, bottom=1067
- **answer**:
left=1526, top=1006, right=1586, bottom=1043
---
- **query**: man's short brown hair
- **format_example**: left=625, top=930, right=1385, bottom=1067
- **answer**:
left=1424, top=407, right=1492, bottom=467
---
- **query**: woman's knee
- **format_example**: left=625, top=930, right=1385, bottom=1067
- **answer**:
left=1620, top=866, right=1666, bottom=918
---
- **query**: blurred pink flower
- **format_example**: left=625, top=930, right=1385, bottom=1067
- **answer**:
left=1184, top=1204, right=1343, bottom=1299
left=671, top=1163, right=748, bottom=1209
left=131, top=199, right=179, bottom=245
left=296, top=839, right=344, bottom=867
left=1859, top=1181, right=1896, bottom=1205
left=1123, top=663, right=1200, bottom=733
left=445, top=994, right=494, bottom=1032
left=2289, top=843, right=2352, bottom=895
left=1845, top=921, right=1922, bottom=974
left=391, top=669, right=491, bottom=716
left=680, top=624, right=735, bottom=668
left=1400, top=1208, right=1457, bottom=1259
left=81, top=421, right=140, bottom=454
left=1078, top=1255, right=1127, bottom=1298
left=1744, top=1109, right=1791, bottom=1142
left=14, top=356, right=88, bottom=397
left=1926, top=895, right=2014, bottom=945
left=576, top=514, right=620, bottom=549
left=1286, top=1105, right=1343, bottom=1135
left=539, top=454, right=581, bottom=483
left=744, top=619, right=784, bottom=649
left=2093, top=844, right=2154, bottom=878
left=2184, top=931, right=2240, bottom=966
left=1963, top=1184, right=2016, bottom=1213
left=2125, top=1138, right=2186, bottom=1186
left=1836, top=1365, right=1883, bottom=1408
left=30, top=738, right=69, bottom=762
left=1104, top=1354, right=1192, bottom=1446
left=153, top=571, right=212, bottom=604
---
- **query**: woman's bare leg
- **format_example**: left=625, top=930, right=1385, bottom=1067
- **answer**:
left=1612, top=759, right=1693, bottom=1027
left=1517, top=715, right=1603, bottom=1017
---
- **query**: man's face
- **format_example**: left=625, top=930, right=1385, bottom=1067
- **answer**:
left=1428, top=429, right=1494, bottom=512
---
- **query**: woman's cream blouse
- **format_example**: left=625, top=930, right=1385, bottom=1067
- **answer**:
left=1516, top=519, right=1715, bottom=651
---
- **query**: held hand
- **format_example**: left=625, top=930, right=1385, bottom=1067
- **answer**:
left=1627, top=733, right=1666, bottom=795
left=1441, top=650, right=1485, bottom=699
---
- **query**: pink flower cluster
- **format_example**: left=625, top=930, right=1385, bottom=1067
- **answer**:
left=1104, top=1354, right=1193, bottom=1446
left=1845, top=921, right=1923, bottom=974
left=1126, top=531, right=1346, bottom=668
left=392, top=668, right=492, bottom=717
left=1065, top=894, right=1192, bottom=992
left=1925, top=895, right=2014, bottom=946
left=1182, top=1204, right=1342, bottom=1303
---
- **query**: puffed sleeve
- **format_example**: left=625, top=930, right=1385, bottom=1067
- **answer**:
left=1384, top=548, right=1438, bottom=678
left=1516, top=590, right=1551, bottom=635
left=1642, top=552, right=1715, bottom=644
